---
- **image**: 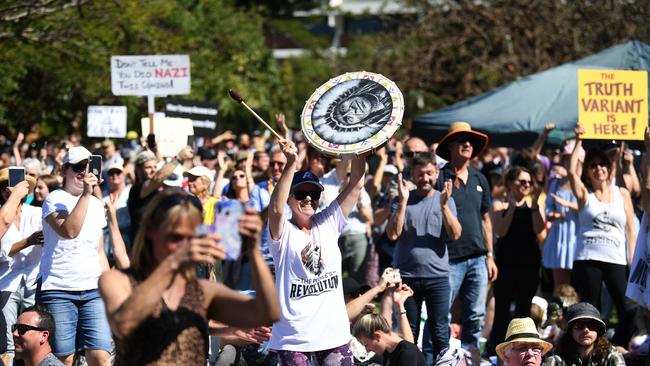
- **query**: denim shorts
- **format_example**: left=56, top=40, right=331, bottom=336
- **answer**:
left=36, top=288, right=112, bottom=356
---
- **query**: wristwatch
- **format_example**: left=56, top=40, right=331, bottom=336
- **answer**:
left=486, top=252, right=494, bottom=258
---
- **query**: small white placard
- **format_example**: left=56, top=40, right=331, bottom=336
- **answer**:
left=87, top=106, right=127, bottom=138
left=141, top=116, right=194, bottom=157
left=111, top=55, right=191, bottom=96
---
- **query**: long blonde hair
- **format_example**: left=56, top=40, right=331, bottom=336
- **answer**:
left=352, top=313, right=391, bottom=340
left=131, top=188, right=202, bottom=279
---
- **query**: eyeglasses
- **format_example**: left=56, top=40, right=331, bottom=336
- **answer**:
left=511, top=344, right=544, bottom=356
left=572, top=320, right=600, bottom=331
left=516, top=179, right=532, bottom=187
left=292, top=190, right=321, bottom=201
left=12, top=323, right=46, bottom=335
left=69, top=162, right=87, bottom=173
left=270, top=161, right=285, bottom=168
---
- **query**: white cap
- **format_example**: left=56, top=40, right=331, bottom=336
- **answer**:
left=63, top=146, right=91, bottom=164
left=183, top=166, right=213, bottom=182
left=383, top=164, right=398, bottom=175
left=107, top=163, right=124, bottom=173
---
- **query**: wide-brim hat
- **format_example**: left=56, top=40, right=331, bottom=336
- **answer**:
left=436, top=121, right=488, bottom=161
left=495, top=317, right=553, bottom=361
left=0, top=168, right=36, bottom=191
left=565, top=302, right=606, bottom=335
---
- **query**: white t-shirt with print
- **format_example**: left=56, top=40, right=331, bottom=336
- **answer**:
left=0, top=204, right=43, bottom=292
left=40, top=189, right=107, bottom=291
left=269, top=200, right=351, bottom=352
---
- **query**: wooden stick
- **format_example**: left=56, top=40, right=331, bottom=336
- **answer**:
left=229, top=89, right=283, bottom=140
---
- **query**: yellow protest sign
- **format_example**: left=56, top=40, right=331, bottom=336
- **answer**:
left=578, top=69, right=647, bottom=140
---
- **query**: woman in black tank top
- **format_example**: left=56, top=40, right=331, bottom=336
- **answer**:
left=488, top=166, right=545, bottom=356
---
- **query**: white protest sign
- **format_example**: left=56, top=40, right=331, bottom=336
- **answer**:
left=141, top=116, right=194, bottom=157
left=87, top=106, right=127, bottom=138
left=111, top=55, right=191, bottom=96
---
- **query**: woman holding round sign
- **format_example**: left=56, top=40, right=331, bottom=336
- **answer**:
left=263, top=72, right=403, bottom=365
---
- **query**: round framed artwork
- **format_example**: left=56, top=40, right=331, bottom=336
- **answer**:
left=301, top=71, right=404, bottom=158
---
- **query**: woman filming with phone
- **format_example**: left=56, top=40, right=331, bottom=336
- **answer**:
left=37, top=146, right=111, bottom=366
left=98, top=188, right=280, bottom=365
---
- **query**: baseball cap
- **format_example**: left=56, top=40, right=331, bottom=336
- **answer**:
left=291, top=170, right=324, bottom=192
left=383, top=164, right=398, bottom=176
left=63, top=146, right=91, bottom=165
left=183, top=166, right=213, bottom=181
left=107, top=163, right=124, bottom=174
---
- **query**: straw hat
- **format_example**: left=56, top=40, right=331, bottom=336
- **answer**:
left=436, top=121, right=488, bottom=161
left=495, top=317, right=553, bottom=361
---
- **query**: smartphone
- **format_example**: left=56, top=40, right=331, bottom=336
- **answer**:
left=89, top=155, right=102, bottom=178
left=390, top=268, right=401, bottom=285
left=213, top=200, right=244, bottom=260
left=8, top=167, right=25, bottom=187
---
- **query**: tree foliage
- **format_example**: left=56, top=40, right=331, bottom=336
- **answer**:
left=0, top=0, right=281, bottom=137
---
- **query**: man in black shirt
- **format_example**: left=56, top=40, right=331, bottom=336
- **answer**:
left=435, top=122, right=496, bottom=365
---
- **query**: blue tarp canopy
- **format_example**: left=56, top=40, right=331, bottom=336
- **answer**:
left=411, top=40, right=650, bottom=148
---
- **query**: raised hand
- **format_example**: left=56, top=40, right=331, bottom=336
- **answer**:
left=279, top=138, right=298, bottom=163
left=240, top=207, right=263, bottom=252
left=275, top=113, right=289, bottom=137
left=575, top=123, right=587, bottom=139
left=7, top=180, right=30, bottom=200
left=170, top=232, right=226, bottom=271
left=83, top=172, right=98, bottom=195
left=392, top=284, right=414, bottom=306
left=397, top=173, right=409, bottom=201
left=440, top=179, right=452, bottom=206
left=105, top=194, right=118, bottom=222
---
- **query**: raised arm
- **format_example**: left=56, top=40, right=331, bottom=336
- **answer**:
left=208, top=208, right=280, bottom=326
left=140, top=147, right=193, bottom=198
left=99, top=232, right=226, bottom=339
left=386, top=173, right=408, bottom=241
left=440, top=179, right=461, bottom=241
left=491, top=196, right=516, bottom=238
left=392, top=284, right=415, bottom=343
left=104, top=196, right=130, bottom=269
left=569, top=124, right=589, bottom=209
left=44, top=173, right=97, bottom=239
left=336, top=156, right=366, bottom=217
left=0, top=181, right=30, bottom=238
left=369, top=148, right=388, bottom=198
left=643, top=127, right=650, bottom=215
left=532, top=124, right=555, bottom=158
left=346, top=271, right=390, bottom=321
left=620, top=148, right=641, bottom=198
left=268, top=139, right=298, bottom=240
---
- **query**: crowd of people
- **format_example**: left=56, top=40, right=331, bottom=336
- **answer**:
left=0, top=116, right=648, bottom=366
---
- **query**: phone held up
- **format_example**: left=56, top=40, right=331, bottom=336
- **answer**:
left=8, top=167, right=25, bottom=187
left=89, top=155, right=102, bottom=178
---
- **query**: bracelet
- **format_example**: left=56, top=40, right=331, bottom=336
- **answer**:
left=486, top=252, right=494, bottom=258
left=399, top=311, right=407, bottom=315
left=174, top=156, right=184, bottom=165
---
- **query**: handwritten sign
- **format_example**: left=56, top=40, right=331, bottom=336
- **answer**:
left=111, top=55, right=191, bottom=96
left=578, top=69, right=648, bottom=140
left=141, top=116, right=194, bottom=157
left=87, top=106, right=127, bottom=138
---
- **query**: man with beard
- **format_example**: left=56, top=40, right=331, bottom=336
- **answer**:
left=386, top=154, right=461, bottom=359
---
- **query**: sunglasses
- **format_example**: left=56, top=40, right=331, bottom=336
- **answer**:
left=292, top=190, right=321, bottom=201
left=572, top=320, right=600, bottom=331
left=270, top=161, right=285, bottom=168
left=69, top=162, right=87, bottom=173
left=516, top=179, right=532, bottom=186
left=108, top=170, right=122, bottom=176
left=232, top=174, right=246, bottom=180
left=12, top=323, right=46, bottom=335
